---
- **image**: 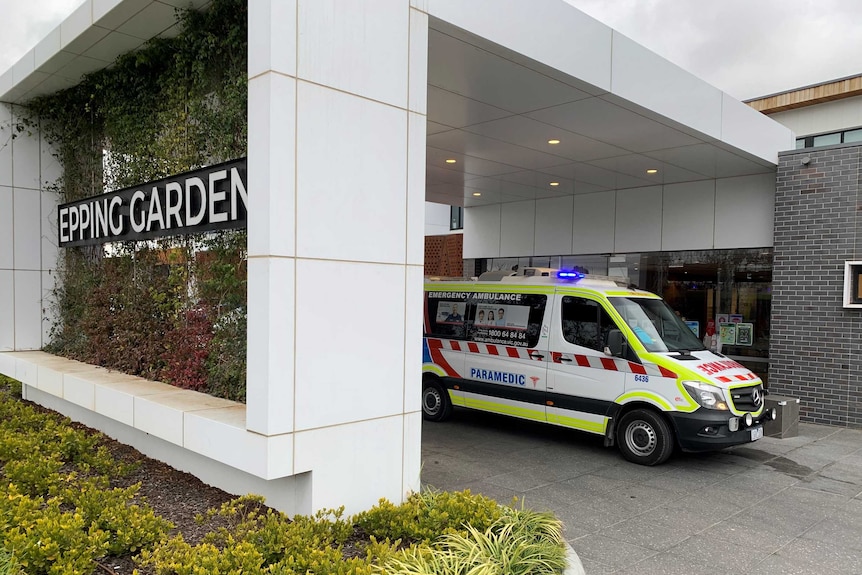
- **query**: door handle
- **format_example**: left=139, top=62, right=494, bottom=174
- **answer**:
left=558, top=357, right=572, bottom=362
left=529, top=352, right=544, bottom=360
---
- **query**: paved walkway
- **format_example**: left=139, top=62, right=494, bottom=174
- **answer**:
left=421, top=410, right=862, bottom=575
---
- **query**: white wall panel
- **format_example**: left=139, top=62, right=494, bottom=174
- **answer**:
left=500, top=201, right=535, bottom=257
left=298, top=0, right=409, bottom=108
left=41, top=190, right=59, bottom=272
left=408, top=8, right=428, bottom=115
left=425, top=201, right=451, bottom=236
left=41, top=270, right=56, bottom=347
left=247, top=73, right=296, bottom=258
left=425, top=0, right=612, bottom=92
left=572, top=191, right=615, bottom=254
left=534, top=196, right=573, bottom=255
left=406, top=112, right=427, bottom=265
left=402, top=411, right=422, bottom=495
left=403, top=265, right=424, bottom=414
left=611, top=32, right=722, bottom=140
left=245, top=257, right=295, bottom=436
left=294, top=259, right=406, bottom=431
left=770, top=95, right=862, bottom=138
left=14, top=271, right=41, bottom=350
left=661, top=180, right=715, bottom=251
left=296, top=82, right=407, bottom=264
left=0, top=105, right=11, bottom=187
left=714, top=174, right=775, bottom=249
left=463, top=204, right=501, bottom=258
left=294, top=416, right=405, bottom=515
left=248, top=0, right=297, bottom=79
left=0, top=187, right=12, bottom=269
left=615, top=186, right=662, bottom=253
left=11, top=107, right=40, bottom=190
left=13, top=188, right=41, bottom=271
left=721, top=93, right=795, bottom=164
left=0, top=271, right=12, bottom=351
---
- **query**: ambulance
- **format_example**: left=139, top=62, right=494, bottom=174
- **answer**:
left=422, top=268, right=776, bottom=465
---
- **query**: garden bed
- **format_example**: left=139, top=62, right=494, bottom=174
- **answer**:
left=0, top=376, right=567, bottom=575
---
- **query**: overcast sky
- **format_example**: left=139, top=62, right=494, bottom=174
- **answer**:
left=1, top=0, right=860, bottom=101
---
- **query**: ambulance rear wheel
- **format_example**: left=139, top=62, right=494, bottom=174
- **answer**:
left=422, top=381, right=452, bottom=422
left=617, top=409, right=673, bottom=466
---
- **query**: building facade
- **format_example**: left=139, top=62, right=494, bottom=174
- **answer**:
left=1, top=0, right=796, bottom=514
left=748, top=76, right=862, bottom=425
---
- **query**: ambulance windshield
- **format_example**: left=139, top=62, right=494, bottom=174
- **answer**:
left=608, top=297, right=706, bottom=353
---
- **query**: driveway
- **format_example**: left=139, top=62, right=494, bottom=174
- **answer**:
left=421, top=410, right=862, bottom=575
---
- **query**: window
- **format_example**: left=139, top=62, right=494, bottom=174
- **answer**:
left=468, top=293, right=546, bottom=348
left=843, top=261, right=862, bottom=308
left=844, top=128, right=862, bottom=143
left=450, top=206, right=463, bottom=230
left=796, top=127, right=862, bottom=149
left=812, top=133, right=841, bottom=147
left=561, top=296, right=617, bottom=352
left=425, top=294, right=469, bottom=340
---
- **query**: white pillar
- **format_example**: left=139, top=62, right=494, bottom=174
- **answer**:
left=0, top=104, right=60, bottom=352
left=247, top=0, right=427, bottom=514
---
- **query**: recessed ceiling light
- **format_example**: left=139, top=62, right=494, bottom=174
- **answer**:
left=472, top=192, right=482, bottom=196
left=646, top=169, right=658, bottom=174
left=549, top=182, right=560, bottom=187
left=548, top=139, right=561, bottom=145
left=445, top=159, right=457, bottom=164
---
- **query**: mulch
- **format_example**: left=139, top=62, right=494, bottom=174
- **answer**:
left=13, top=396, right=238, bottom=575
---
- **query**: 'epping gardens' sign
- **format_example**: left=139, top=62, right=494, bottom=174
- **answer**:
left=58, top=158, right=247, bottom=247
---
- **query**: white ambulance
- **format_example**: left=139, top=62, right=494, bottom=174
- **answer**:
left=422, top=268, right=776, bottom=465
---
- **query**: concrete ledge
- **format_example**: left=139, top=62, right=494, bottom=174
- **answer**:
left=0, top=350, right=294, bottom=480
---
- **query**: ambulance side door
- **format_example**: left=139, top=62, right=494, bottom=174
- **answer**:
left=423, top=292, right=469, bottom=405
left=460, top=292, right=550, bottom=423
left=546, top=293, right=626, bottom=434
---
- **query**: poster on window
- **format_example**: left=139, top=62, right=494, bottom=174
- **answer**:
left=684, top=320, right=699, bottom=337
left=719, top=323, right=737, bottom=345
left=435, top=301, right=465, bottom=324
left=472, top=303, right=533, bottom=347
left=474, top=304, right=528, bottom=329
left=735, top=323, right=753, bottom=346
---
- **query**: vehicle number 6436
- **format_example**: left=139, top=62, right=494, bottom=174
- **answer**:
left=634, top=374, right=650, bottom=383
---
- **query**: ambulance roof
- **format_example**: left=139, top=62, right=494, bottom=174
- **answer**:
left=425, top=268, right=657, bottom=297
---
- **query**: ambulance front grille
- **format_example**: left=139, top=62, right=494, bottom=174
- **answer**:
left=729, top=384, right=764, bottom=413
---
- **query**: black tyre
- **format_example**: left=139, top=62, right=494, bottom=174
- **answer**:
left=617, top=409, right=674, bottom=466
left=422, top=380, right=453, bottom=422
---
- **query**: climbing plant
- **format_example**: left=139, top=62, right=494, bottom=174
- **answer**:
left=28, top=0, right=249, bottom=401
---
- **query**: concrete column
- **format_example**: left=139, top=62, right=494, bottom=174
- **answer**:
left=0, top=103, right=60, bottom=352
left=247, top=0, right=426, bottom=513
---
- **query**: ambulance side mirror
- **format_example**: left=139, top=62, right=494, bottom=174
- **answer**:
left=605, top=329, right=624, bottom=357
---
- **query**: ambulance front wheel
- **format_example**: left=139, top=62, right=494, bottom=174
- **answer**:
left=617, top=409, right=674, bottom=466
left=422, top=380, right=452, bottom=422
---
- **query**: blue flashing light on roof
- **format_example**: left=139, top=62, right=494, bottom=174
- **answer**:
left=557, top=270, right=585, bottom=280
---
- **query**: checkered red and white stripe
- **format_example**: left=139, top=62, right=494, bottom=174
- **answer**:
left=715, top=373, right=758, bottom=383
left=426, top=338, right=677, bottom=378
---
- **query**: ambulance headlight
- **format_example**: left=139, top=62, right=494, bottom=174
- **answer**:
left=681, top=381, right=729, bottom=410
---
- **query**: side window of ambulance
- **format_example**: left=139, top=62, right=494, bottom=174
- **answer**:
left=468, top=293, right=546, bottom=348
left=561, top=297, right=617, bottom=352
left=425, top=296, right=469, bottom=340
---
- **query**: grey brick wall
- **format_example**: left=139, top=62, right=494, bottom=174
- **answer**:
left=770, top=144, right=862, bottom=426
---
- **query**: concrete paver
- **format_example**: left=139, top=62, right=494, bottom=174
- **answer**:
left=421, top=410, right=862, bottom=574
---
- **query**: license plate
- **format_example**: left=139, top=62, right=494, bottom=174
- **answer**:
left=750, top=426, right=763, bottom=441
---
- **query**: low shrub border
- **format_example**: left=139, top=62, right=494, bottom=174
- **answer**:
left=0, top=375, right=570, bottom=574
